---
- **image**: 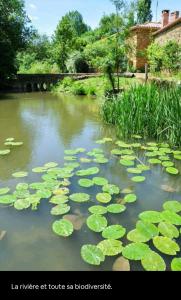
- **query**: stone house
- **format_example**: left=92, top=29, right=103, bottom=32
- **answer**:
left=127, top=10, right=181, bottom=71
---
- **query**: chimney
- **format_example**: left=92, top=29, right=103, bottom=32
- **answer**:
left=162, top=10, right=170, bottom=27
left=170, top=11, right=180, bottom=23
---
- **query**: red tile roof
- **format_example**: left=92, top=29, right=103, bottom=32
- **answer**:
left=130, top=22, right=162, bottom=31
left=153, top=17, right=181, bottom=35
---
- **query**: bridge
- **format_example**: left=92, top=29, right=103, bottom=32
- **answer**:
left=9, top=73, right=100, bottom=92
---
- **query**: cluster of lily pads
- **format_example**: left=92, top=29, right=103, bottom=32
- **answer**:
left=0, top=137, right=23, bottom=156
left=0, top=136, right=181, bottom=271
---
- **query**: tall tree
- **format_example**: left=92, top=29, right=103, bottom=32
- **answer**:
left=137, top=0, right=152, bottom=24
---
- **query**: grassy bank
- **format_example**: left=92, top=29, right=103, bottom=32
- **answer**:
left=102, top=83, right=181, bottom=146
left=52, top=76, right=139, bottom=96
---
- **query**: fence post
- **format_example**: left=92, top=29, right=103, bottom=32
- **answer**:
left=145, top=63, right=148, bottom=83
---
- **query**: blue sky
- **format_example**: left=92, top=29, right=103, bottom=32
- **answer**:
left=25, top=0, right=181, bottom=36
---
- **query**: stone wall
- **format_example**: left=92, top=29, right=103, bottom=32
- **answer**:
left=154, top=23, right=181, bottom=45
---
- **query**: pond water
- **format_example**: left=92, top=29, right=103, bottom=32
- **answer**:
left=0, top=92, right=181, bottom=271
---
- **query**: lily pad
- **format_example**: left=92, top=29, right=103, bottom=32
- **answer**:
left=102, top=184, right=119, bottom=195
left=124, top=193, right=137, bottom=203
left=6, top=137, right=15, bottom=142
left=16, top=183, right=29, bottom=190
left=136, top=221, right=159, bottom=239
left=131, top=176, right=146, bottom=183
left=86, top=214, right=107, bottom=232
left=0, top=194, right=16, bottom=204
left=153, top=236, right=180, bottom=255
left=81, top=244, right=105, bottom=265
left=13, top=189, right=30, bottom=199
left=53, top=187, right=69, bottom=195
left=127, top=229, right=150, bottom=243
left=80, top=158, right=92, bottom=163
left=111, top=149, right=122, bottom=155
left=36, top=189, right=52, bottom=199
left=166, top=167, right=179, bottom=175
left=51, top=204, right=70, bottom=215
left=137, top=165, right=150, bottom=171
left=32, top=167, right=47, bottom=173
left=148, top=158, right=161, bottom=164
left=64, top=149, right=78, bottom=155
left=171, top=258, right=181, bottom=271
left=76, top=167, right=99, bottom=176
left=44, top=162, right=58, bottom=168
left=96, top=193, right=111, bottom=203
left=0, top=149, right=10, bottom=155
left=10, top=142, right=23, bottom=146
left=12, top=172, right=28, bottom=178
left=102, top=225, right=126, bottom=239
left=112, top=257, right=130, bottom=271
left=88, top=205, right=107, bottom=215
left=120, top=159, right=134, bottom=167
left=14, top=198, right=31, bottom=210
left=70, top=193, right=90, bottom=203
left=161, top=210, right=181, bottom=225
left=127, top=168, right=142, bottom=174
left=158, top=222, right=179, bottom=239
left=107, top=204, right=126, bottom=213
left=141, top=251, right=166, bottom=271
left=162, top=161, right=174, bottom=167
left=52, top=219, right=73, bottom=237
left=122, top=242, right=150, bottom=260
left=97, top=239, right=123, bottom=256
left=139, top=211, right=163, bottom=223
left=93, top=177, right=108, bottom=186
left=163, top=200, right=181, bottom=213
left=0, top=188, right=10, bottom=195
left=50, top=195, right=68, bottom=204
left=93, top=157, right=109, bottom=164
left=78, top=179, right=94, bottom=188
left=174, top=155, right=181, bottom=160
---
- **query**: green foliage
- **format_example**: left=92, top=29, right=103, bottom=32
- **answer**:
left=66, top=51, right=89, bottom=73
left=137, top=0, right=152, bottom=24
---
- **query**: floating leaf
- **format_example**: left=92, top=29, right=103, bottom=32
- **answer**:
left=70, top=193, right=90, bottom=203
left=131, top=176, right=145, bottom=183
left=50, top=195, right=68, bottom=204
left=92, top=177, right=108, bottom=186
left=51, top=204, right=70, bottom=215
left=166, top=167, right=179, bottom=175
left=29, top=182, right=46, bottom=190
left=158, top=222, right=179, bottom=239
left=63, top=214, right=85, bottom=230
left=53, top=187, right=69, bottom=195
left=107, top=204, right=126, bottom=213
left=80, top=157, right=92, bottom=163
left=86, top=214, right=107, bottom=232
left=122, top=243, right=150, bottom=260
left=12, top=172, right=28, bottom=178
left=127, top=168, right=142, bottom=174
left=102, top=225, right=126, bottom=239
left=0, top=188, right=10, bottom=195
left=32, top=167, right=47, bottom=173
left=0, top=149, right=10, bottom=155
left=64, top=156, right=76, bottom=161
left=78, top=179, right=94, bottom=188
left=127, top=229, right=150, bottom=243
left=121, top=155, right=136, bottom=161
left=120, top=159, right=134, bottom=167
left=96, top=193, right=111, bottom=203
left=124, top=193, right=137, bottom=203
left=88, top=205, right=107, bottom=215
left=16, top=183, right=29, bottom=190
left=102, top=184, right=119, bottom=195
left=6, top=137, right=15, bottom=142
left=159, top=155, right=170, bottom=161
left=97, top=239, right=123, bottom=256
left=93, top=157, right=109, bottom=164
left=52, top=219, right=73, bottom=237
left=14, top=198, right=31, bottom=210
left=174, top=155, right=181, bottom=160
left=153, top=236, right=180, bottom=255
left=121, top=187, right=133, bottom=194
left=137, top=165, right=150, bottom=171
left=76, top=167, right=99, bottom=176
left=36, top=189, right=52, bottom=199
left=64, top=149, right=78, bottom=155
left=0, top=195, right=16, bottom=204
left=148, top=158, right=161, bottom=164
left=139, top=211, right=163, bottom=223
left=136, top=221, right=159, bottom=239
left=161, top=210, right=181, bottom=225
left=163, top=200, right=181, bottom=213
left=14, top=189, right=30, bottom=199
left=44, top=162, right=58, bottom=168
left=131, top=143, right=141, bottom=148
left=141, top=251, right=166, bottom=271
left=111, top=149, right=122, bottom=155
left=171, top=258, right=181, bottom=271
left=162, top=161, right=174, bottom=167
left=112, top=257, right=130, bottom=271
left=81, top=244, right=105, bottom=265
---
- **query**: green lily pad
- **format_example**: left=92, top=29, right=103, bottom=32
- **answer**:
left=127, top=229, right=150, bottom=243
left=76, top=167, right=100, bottom=176
left=102, top=184, right=119, bottom=195
left=80, top=157, right=92, bottom=163
left=0, top=149, right=10, bottom=155
left=16, top=183, right=29, bottom=190
left=64, top=149, right=78, bottom=155
left=0, top=188, right=10, bottom=195
left=121, top=149, right=134, bottom=155
left=132, top=134, right=142, bottom=139
left=53, top=187, right=69, bottom=195
left=102, top=225, right=126, bottom=239
left=10, top=142, right=23, bottom=146
left=162, top=161, right=174, bottom=167
left=124, top=193, right=137, bottom=203
left=136, top=221, right=159, bottom=239
left=158, top=222, right=179, bottom=239
left=107, top=204, right=126, bottom=213
left=70, top=193, right=90, bottom=203
left=159, top=156, right=170, bottom=161
left=64, top=156, right=77, bottom=161
left=36, top=189, right=52, bottom=199
left=127, top=168, right=142, bottom=174
left=145, top=152, right=158, bottom=157
left=52, top=219, right=73, bottom=237
left=93, top=157, right=109, bottom=164
left=86, top=214, right=107, bottom=232
left=137, top=165, right=150, bottom=171
left=121, top=155, right=136, bottom=161
left=44, top=162, right=58, bottom=168
left=12, top=172, right=28, bottom=178
left=139, top=211, right=163, bottom=223
left=0, top=194, right=16, bottom=204
left=131, top=176, right=146, bottom=183
left=171, top=258, right=181, bottom=271
left=78, top=179, right=94, bottom=188
left=161, top=210, right=181, bottom=225
left=97, top=239, right=123, bottom=256
left=112, top=257, right=130, bottom=271
left=92, top=177, right=108, bottom=186
left=120, top=159, right=134, bottom=167
left=29, top=182, right=45, bottom=190
left=88, top=205, right=107, bottom=215
left=6, top=137, right=15, bottom=142
left=14, top=198, right=31, bottom=210
left=96, top=193, right=111, bottom=203
left=166, top=167, right=179, bottom=175
left=163, top=200, right=181, bottom=213
left=111, top=149, right=122, bottom=155
left=51, top=204, right=70, bottom=215
left=153, top=236, right=180, bottom=255
left=122, top=242, right=150, bottom=260
left=13, top=189, right=30, bottom=199
left=81, top=244, right=105, bottom=265
left=141, top=251, right=166, bottom=271
left=148, top=158, right=161, bottom=164
left=131, top=143, right=141, bottom=148
left=50, top=195, right=68, bottom=204
left=32, top=167, right=47, bottom=173
left=174, top=155, right=181, bottom=160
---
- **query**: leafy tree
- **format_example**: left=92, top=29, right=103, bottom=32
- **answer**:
left=0, top=0, right=32, bottom=82
left=99, top=13, right=123, bottom=36
left=137, top=0, right=152, bottom=24
left=64, top=11, right=90, bottom=36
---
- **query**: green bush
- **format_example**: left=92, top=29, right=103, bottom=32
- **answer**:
left=71, top=82, right=87, bottom=95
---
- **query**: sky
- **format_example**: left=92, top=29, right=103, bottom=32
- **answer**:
left=25, top=0, right=181, bottom=36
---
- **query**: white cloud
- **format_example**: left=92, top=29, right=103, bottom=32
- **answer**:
left=29, top=3, right=37, bottom=10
